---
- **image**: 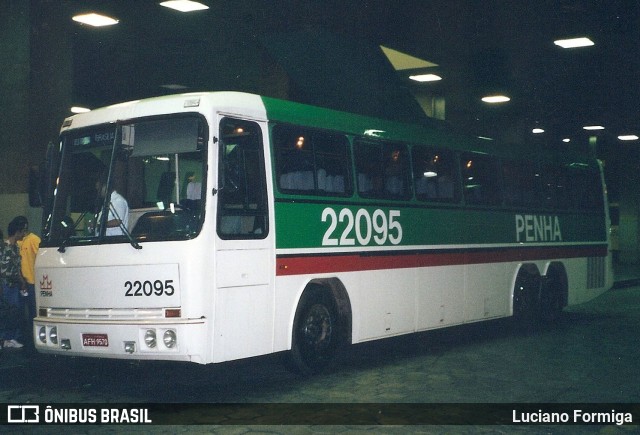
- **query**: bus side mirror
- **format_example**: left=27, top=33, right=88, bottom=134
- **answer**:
left=28, top=163, right=43, bottom=207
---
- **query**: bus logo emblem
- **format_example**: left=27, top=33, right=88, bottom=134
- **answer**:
left=40, top=275, right=53, bottom=297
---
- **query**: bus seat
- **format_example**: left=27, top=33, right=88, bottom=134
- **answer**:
left=358, top=173, right=372, bottom=192
left=280, top=173, right=293, bottom=190
left=293, top=171, right=314, bottom=190
left=219, top=215, right=242, bottom=235
left=385, top=176, right=403, bottom=195
left=333, top=176, right=345, bottom=193
left=157, top=171, right=175, bottom=205
left=317, top=169, right=327, bottom=191
left=416, top=177, right=437, bottom=199
left=438, top=176, right=454, bottom=199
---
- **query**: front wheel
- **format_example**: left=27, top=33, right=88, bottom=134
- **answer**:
left=288, top=289, right=340, bottom=375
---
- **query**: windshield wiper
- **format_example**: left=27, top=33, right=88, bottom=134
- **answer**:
left=109, top=203, right=142, bottom=250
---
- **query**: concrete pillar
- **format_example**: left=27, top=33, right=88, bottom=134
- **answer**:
left=0, top=0, right=72, bottom=233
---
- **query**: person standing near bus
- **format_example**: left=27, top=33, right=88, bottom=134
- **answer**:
left=16, top=216, right=40, bottom=321
left=0, top=217, right=28, bottom=349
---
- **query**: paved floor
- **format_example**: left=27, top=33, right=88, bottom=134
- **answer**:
left=1, top=264, right=639, bottom=433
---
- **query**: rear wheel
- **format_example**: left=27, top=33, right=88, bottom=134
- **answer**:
left=513, top=267, right=541, bottom=330
left=288, top=288, right=340, bottom=375
left=540, top=271, right=566, bottom=323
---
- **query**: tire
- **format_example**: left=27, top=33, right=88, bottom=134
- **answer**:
left=513, top=268, right=541, bottom=330
left=287, top=288, right=340, bottom=375
left=540, top=275, right=565, bottom=323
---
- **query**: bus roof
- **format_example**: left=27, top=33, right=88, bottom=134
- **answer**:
left=61, top=91, right=597, bottom=167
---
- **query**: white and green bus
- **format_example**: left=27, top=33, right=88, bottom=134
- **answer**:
left=34, top=91, right=613, bottom=373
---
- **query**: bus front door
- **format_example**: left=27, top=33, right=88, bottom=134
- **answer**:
left=213, top=117, right=274, bottom=363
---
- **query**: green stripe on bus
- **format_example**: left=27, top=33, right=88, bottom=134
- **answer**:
left=274, top=201, right=606, bottom=249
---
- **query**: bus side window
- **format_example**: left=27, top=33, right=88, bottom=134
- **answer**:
left=564, top=164, right=604, bottom=212
left=502, top=159, right=543, bottom=208
left=540, top=163, right=563, bottom=210
left=412, top=146, right=458, bottom=202
left=274, top=124, right=352, bottom=196
left=217, top=118, right=268, bottom=239
left=354, top=139, right=411, bottom=200
left=460, top=152, right=502, bottom=206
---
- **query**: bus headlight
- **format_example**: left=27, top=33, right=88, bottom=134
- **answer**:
left=144, top=329, right=157, bottom=348
left=49, top=326, right=58, bottom=345
left=163, top=329, right=177, bottom=348
left=38, top=326, right=47, bottom=343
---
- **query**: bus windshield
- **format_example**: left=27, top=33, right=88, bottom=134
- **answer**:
left=43, top=115, right=207, bottom=247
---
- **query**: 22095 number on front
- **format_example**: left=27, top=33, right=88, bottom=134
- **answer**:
left=125, top=280, right=175, bottom=297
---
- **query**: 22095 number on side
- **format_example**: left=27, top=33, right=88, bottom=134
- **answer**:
left=321, top=207, right=403, bottom=247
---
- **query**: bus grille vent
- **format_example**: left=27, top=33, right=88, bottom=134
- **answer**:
left=587, top=256, right=605, bottom=289
left=45, top=308, right=165, bottom=320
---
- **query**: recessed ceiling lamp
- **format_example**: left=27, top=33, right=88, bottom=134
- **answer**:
left=72, top=13, right=119, bottom=27
left=583, top=125, right=605, bottom=130
left=70, top=106, right=91, bottom=113
left=532, top=128, right=545, bottom=134
left=481, top=95, right=510, bottom=103
left=409, top=74, right=442, bottom=82
left=618, top=135, right=639, bottom=141
left=562, top=138, right=571, bottom=143
left=160, top=1, right=209, bottom=12
left=554, top=37, right=594, bottom=49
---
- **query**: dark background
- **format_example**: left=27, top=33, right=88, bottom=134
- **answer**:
left=1, top=0, right=638, bottom=261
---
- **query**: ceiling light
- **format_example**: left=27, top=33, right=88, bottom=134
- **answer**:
left=532, top=128, right=545, bottom=134
left=481, top=95, right=510, bottom=103
left=554, top=37, right=594, bottom=49
left=160, top=1, right=209, bottom=12
left=618, top=135, right=639, bottom=141
left=161, top=84, right=188, bottom=90
left=70, top=106, right=91, bottom=113
left=583, top=125, right=605, bottom=130
left=562, top=138, right=571, bottom=143
left=72, top=13, right=119, bottom=27
left=409, top=74, right=442, bottom=82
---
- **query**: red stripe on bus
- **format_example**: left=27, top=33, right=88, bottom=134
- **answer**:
left=275, top=245, right=608, bottom=276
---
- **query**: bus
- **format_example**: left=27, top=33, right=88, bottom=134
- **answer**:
left=34, top=91, right=613, bottom=374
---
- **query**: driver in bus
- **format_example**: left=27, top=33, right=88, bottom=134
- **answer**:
left=93, top=178, right=129, bottom=236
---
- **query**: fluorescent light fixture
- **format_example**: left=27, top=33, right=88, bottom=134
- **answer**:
left=409, top=74, right=442, bottom=82
left=481, top=95, right=510, bottom=103
left=72, top=13, right=119, bottom=27
left=583, top=125, right=605, bottom=130
left=160, top=1, right=209, bottom=12
left=161, top=84, right=188, bottom=90
left=618, top=135, right=639, bottom=141
left=70, top=106, right=91, bottom=113
left=364, top=129, right=385, bottom=137
left=532, top=128, right=545, bottom=134
left=554, top=37, right=594, bottom=49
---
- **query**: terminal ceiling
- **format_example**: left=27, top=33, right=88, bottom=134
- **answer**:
left=57, top=0, right=638, bottom=146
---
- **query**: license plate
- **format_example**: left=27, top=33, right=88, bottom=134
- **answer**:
left=82, top=333, right=109, bottom=347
